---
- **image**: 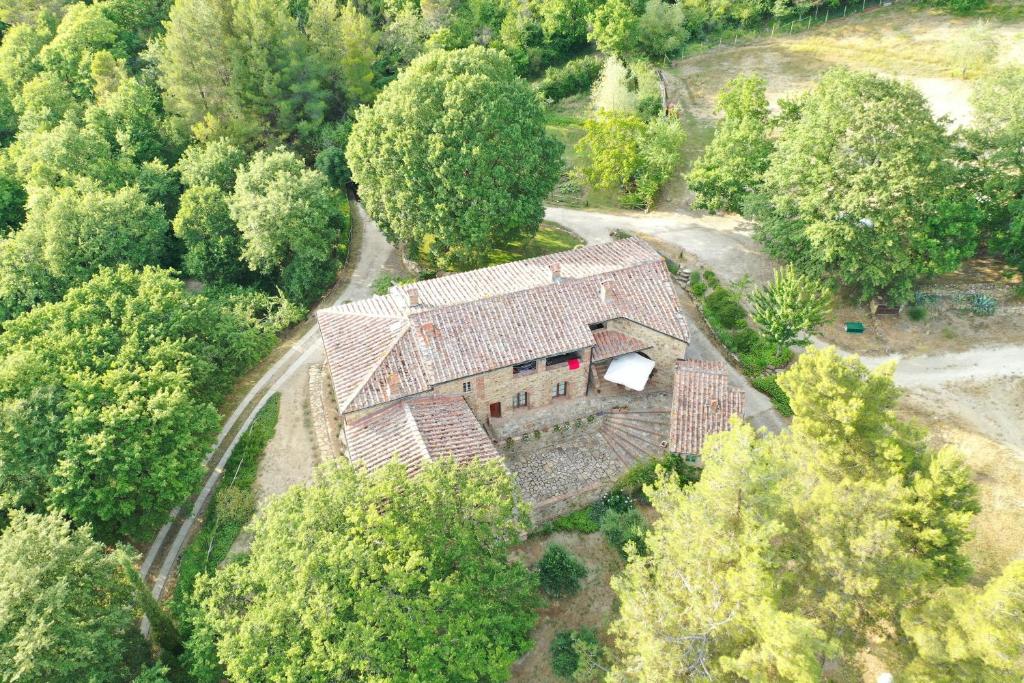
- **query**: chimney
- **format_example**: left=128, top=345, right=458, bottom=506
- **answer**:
left=388, top=371, right=400, bottom=396
left=420, top=321, right=436, bottom=342
left=407, top=286, right=419, bottom=307
left=710, top=398, right=720, bottom=411
left=549, top=262, right=562, bottom=284
left=599, top=281, right=610, bottom=304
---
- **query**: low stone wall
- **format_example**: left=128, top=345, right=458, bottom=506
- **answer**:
left=308, top=365, right=336, bottom=460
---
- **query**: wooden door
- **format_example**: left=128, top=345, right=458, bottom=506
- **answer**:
left=489, top=402, right=502, bottom=418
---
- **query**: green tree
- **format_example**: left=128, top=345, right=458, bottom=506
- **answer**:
left=609, top=348, right=980, bottom=678
left=902, top=560, right=1024, bottom=681
left=174, top=185, right=247, bottom=284
left=10, top=117, right=129, bottom=189
left=0, top=18, right=54, bottom=102
left=635, top=0, right=688, bottom=61
left=688, top=73, right=772, bottom=213
left=347, top=46, right=561, bottom=269
left=576, top=110, right=685, bottom=210
left=756, top=68, right=979, bottom=302
left=587, top=0, right=639, bottom=58
left=0, top=182, right=169, bottom=317
left=157, top=0, right=328, bottom=148
left=84, top=77, right=174, bottom=164
left=189, top=459, right=540, bottom=681
left=0, top=0, right=72, bottom=26
left=0, top=511, right=147, bottom=683
left=229, top=147, right=345, bottom=303
left=37, top=3, right=126, bottom=101
left=175, top=138, right=246, bottom=192
left=0, top=153, right=26, bottom=234
left=0, top=266, right=275, bottom=539
left=968, top=66, right=1024, bottom=272
left=750, top=264, right=832, bottom=350
left=306, top=0, right=378, bottom=108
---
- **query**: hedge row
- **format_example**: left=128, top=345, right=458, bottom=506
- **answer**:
left=537, top=55, right=603, bottom=102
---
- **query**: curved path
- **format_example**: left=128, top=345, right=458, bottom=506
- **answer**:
left=139, top=202, right=399, bottom=628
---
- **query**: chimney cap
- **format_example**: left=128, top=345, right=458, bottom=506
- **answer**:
left=549, top=262, right=563, bottom=284
left=407, top=286, right=420, bottom=307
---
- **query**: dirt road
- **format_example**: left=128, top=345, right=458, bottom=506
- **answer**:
left=139, top=201, right=403, bottom=616
left=856, top=344, right=1024, bottom=389
left=544, top=206, right=775, bottom=284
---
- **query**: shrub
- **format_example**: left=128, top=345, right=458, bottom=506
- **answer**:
left=722, top=326, right=759, bottom=353
left=600, top=507, right=650, bottom=557
left=550, top=629, right=599, bottom=678
left=704, top=288, right=747, bottom=329
left=537, top=56, right=603, bottom=102
left=691, top=280, right=707, bottom=297
left=703, top=270, right=719, bottom=289
left=538, top=544, right=588, bottom=598
left=751, top=374, right=793, bottom=416
left=665, top=258, right=680, bottom=276
left=908, top=305, right=927, bottom=321
left=614, top=453, right=701, bottom=498
left=535, top=507, right=601, bottom=535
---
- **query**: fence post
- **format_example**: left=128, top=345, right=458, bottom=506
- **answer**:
left=771, top=22, right=776, bottom=37
left=843, top=3, right=848, bottom=16
left=863, top=0, right=866, bottom=10
left=825, top=8, right=829, bottom=21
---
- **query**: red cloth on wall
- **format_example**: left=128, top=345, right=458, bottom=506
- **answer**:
left=568, top=358, right=581, bottom=370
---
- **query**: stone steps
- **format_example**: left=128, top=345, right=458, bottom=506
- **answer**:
left=598, top=412, right=670, bottom=468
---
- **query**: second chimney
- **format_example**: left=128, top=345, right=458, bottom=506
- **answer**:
left=388, top=371, right=400, bottom=396
left=407, top=286, right=419, bottom=307
left=420, top=321, right=436, bottom=342
left=549, top=262, right=562, bottom=284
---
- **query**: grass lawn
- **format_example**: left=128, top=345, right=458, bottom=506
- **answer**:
left=486, top=221, right=584, bottom=265
left=415, top=222, right=584, bottom=272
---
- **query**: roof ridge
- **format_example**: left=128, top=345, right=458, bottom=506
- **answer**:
left=335, top=320, right=412, bottom=414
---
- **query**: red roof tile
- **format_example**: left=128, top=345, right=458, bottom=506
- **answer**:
left=669, top=360, right=745, bottom=455
left=345, top=396, right=500, bottom=474
left=591, top=329, right=651, bottom=362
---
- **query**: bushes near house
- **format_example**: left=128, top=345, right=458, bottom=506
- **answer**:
left=691, top=270, right=793, bottom=416
left=908, top=304, right=927, bottom=321
left=550, top=628, right=600, bottom=678
left=600, top=507, right=650, bottom=557
left=614, top=452, right=701, bottom=498
left=538, top=56, right=604, bottom=102
left=538, top=544, right=588, bottom=598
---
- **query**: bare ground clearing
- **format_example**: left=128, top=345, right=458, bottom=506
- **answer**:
left=510, top=531, right=625, bottom=683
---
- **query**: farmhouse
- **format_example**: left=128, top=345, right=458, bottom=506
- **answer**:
left=318, top=237, right=744, bottom=478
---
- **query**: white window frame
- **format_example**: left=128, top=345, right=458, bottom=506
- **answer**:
left=552, top=381, right=568, bottom=398
left=513, top=391, right=528, bottom=408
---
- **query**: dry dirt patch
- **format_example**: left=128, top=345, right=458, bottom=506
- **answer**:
left=510, top=531, right=625, bottom=682
left=899, top=378, right=1024, bottom=584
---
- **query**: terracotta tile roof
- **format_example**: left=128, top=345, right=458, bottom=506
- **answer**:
left=345, top=396, right=500, bottom=474
left=669, top=360, right=745, bottom=455
left=318, top=238, right=689, bottom=414
left=591, top=329, right=651, bottom=362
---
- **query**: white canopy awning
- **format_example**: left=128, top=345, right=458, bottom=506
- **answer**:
left=603, top=352, right=656, bottom=391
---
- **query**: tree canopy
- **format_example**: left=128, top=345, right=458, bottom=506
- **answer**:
left=609, top=347, right=983, bottom=679
left=0, top=266, right=275, bottom=539
left=688, top=73, right=772, bottom=213
left=753, top=68, right=979, bottom=302
left=347, top=46, right=562, bottom=270
left=0, top=510, right=147, bottom=683
left=188, top=459, right=540, bottom=681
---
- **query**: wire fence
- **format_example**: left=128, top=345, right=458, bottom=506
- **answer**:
left=686, top=0, right=906, bottom=55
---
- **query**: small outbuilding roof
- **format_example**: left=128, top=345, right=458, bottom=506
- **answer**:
left=669, top=360, right=746, bottom=456
left=345, top=396, right=500, bottom=475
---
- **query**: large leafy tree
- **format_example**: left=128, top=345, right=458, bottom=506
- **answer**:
left=175, top=138, right=246, bottom=193
left=967, top=65, right=1024, bottom=272
left=347, top=46, right=561, bottom=269
left=609, top=348, right=981, bottom=679
left=228, top=147, right=345, bottom=303
left=174, top=185, right=246, bottom=285
left=755, top=68, right=980, bottom=302
left=0, top=182, right=169, bottom=319
left=0, top=511, right=147, bottom=682
left=688, top=73, right=772, bottom=213
left=0, top=267, right=275, bottom=539
left=188, top=459, right=539, bottom=681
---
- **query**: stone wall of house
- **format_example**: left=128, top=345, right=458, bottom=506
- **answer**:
left=589, top=319, right=687, bottom=396
left=431, top=347, right=594, bottom=434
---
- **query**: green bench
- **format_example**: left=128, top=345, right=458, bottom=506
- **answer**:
left=845, top=322, right=865, bottom=334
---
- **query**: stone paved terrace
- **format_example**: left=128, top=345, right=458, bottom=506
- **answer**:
left=503, top=393, right=672, bottom=523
